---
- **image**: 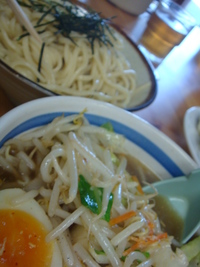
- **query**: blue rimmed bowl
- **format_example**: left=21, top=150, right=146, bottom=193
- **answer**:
left=0, top=96, right=197, bottom=180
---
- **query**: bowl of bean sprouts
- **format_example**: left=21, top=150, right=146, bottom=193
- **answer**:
left=0, top=96, right=197, bottom=267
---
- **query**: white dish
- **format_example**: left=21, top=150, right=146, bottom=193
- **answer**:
left=116, top=28, right=157, bottom=110
left=184, top=106, right=200, bottom=166
left=108, top=0, right=153, bottom=15
left=0, top=96, right=197, bottom=180
left=0, top=26, right=157, bottom=111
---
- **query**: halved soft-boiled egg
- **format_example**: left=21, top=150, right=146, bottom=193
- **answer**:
left=0, top=188, right=62, bottom=267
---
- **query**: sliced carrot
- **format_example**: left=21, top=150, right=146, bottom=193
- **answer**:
left=156, top=232, right=168, bottom=240
left=148, top=221, right=155, bottom=235
left=109, top=210, right=136, bottom=226
left=129, top=236, right=140, bottom=242
left=123, top=232, right=168, bottom=256
left=132, top=176, right=144, bottom=195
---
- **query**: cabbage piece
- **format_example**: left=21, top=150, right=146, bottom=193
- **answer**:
left=181, top=236, right=200, bottom=263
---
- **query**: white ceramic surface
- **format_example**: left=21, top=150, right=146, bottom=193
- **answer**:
left=0, top=96, right=197, bottom=181
left=184, top=106, right=200, bottom=166
left=0, top=27, right=157, bottom=111
left=108, top=0, right=153, bottom=15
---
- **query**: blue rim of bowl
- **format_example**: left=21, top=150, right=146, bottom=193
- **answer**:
left=0, top=25, right=157, bottom=111
left=0, top=112, right=183, bottom=177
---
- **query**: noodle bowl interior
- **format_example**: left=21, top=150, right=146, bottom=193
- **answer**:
left=0, top=0, right=150, bottom=109
left=0, top=113, right=189, bottom=267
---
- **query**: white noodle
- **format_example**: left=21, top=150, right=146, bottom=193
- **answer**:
left=69, top=132, right=114, bottom=180
left=137, top=259, right=154, bottom=267
left=116, top=156, right=127, bottom=176
left=103, top=149, right=114, bottom=173
left=111, top=221, right=144, bottom=247
left=124, top=251, right=147, bottom=267
left=51, top=154, right=69, bottom=185
left=11, top=190, right=38, bottom=206
left=65, top=134, right=78, bottom=203
left=48, top=177, right=62, bottom=217
left=32, top=137, right=49, bottom=156
left=81, top=210, right=122, bottom=267
left=54, top=208, right=82, bottom=225
left=39, top=187, right=52, bottom=198
left=46, top=206, right=86, bottom=242
left=113, top=183, right=127, bottom=215
left=89, top=245, right=110, bottom=264
left=74, top=242, right=101, bottom=267
left=40, top=147, right=66, bottom=183
left=5, top=146, right=18, bottom=165
left=24, top=177, right=44, bottom=191
left=58, top=234, right=75, bottom=266
left=116, top=238, right=128, bottom=259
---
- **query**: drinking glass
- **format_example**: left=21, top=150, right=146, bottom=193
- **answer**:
left=138, top=0, right=196, bottom=66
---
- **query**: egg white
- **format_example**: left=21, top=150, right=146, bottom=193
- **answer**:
left=0, top=188, right=62, bottom=267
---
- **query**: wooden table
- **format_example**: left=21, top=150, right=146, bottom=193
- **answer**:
left=1, top=0, right=200, bottom=159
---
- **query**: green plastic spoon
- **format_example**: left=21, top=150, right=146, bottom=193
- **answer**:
left=143, top=169, right=200, bottom=246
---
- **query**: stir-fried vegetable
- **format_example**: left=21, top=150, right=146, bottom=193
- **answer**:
left=109, top=210, right=136, bottom=226
left=78, top=175, right=113, bottom=222
left=181, top=236, right=200, bottom=265
left=132, top=175, right=144, bottom=195
left=123, top=233, right=168, bottom=256
left=101, top=122, right=114, bottom=132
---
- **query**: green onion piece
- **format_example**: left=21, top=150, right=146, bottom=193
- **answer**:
left=121, top=249, right=150, bottom=262
left=142, top=251, right=150, bottom=258
left=94, top=249, right=105, bottom=255
left=101, top=122, right=114, bottom=132
left=78, top=175, right=113, bottom=222
left=120, top=255, right=126, bottom=262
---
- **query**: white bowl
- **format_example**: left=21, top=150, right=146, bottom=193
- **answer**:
left=0, top=28, right=157, bottom=112
left=0, top=96, right=197, bottom=180
left=108, top=0, right=153, bottom=15
left=184, top=106, right=200, bottom=167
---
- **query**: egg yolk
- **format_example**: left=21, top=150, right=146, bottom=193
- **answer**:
left=0, top=209, right=53, bottom=267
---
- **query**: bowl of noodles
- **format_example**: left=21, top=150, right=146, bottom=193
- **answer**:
left=0, top=0, right=157, bottom=111
left=0, top=96, right=198, bottom=267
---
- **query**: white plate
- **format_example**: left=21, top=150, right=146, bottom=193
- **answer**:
left=184, top=106, right=200, bottom=166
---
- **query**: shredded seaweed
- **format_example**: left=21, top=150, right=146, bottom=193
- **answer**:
left=17, top=0, right=116, bottom=52
left=37, top=42, right=45, bottom=82
left=16, top=0, right=116, bottom=82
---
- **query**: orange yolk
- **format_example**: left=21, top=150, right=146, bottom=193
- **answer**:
left=0, top=209, right=53, bottom=267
